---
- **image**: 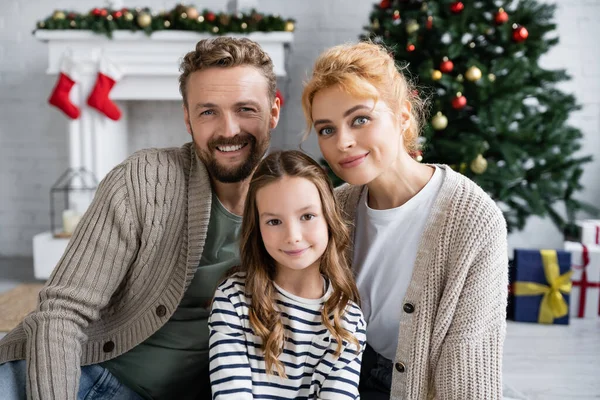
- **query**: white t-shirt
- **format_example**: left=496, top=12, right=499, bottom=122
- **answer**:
left=353, top=166, right=444, bottom=360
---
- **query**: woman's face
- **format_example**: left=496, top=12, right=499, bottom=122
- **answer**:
left=311, top=85, right=403, bottom=186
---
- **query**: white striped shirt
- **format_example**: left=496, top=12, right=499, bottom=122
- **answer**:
left=209, top=273, right=366, bottom=399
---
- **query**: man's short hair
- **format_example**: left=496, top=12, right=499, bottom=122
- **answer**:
left=179, top=37, right=277, bottom=107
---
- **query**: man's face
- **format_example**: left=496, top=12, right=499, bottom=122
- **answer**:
left=183, top=66, right=280, bottom=183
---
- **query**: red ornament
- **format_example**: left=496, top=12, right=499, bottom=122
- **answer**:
left=100, top=9, right=108, bottom=17
left=452, top=93, right=467, bottom=110
left=393, top=11, right=400, bottom=21
left=450, top=2, right=464, bottom=14
left=426, top=16, right=433, bottom=30
left=91, top=8, right=102, bottom=16
left=495, top=8, right=509, bottom=25
left=406, top=44, right=415, bottom=52
left=276, top=89, right=285, bottom=107
left=205, top=12, right=216, bottom=22
left=379, top=0, right=391, bottom=9
left=512, top=25, right=529, bottom=42
left=67, top=12, right=77, bottom=19
left=440, top=57, right=454, bottom=73
left=112, top=10, right=123, bottom=19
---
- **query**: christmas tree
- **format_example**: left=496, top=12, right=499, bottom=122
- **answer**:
left=361, top=0, right=594, bottom=233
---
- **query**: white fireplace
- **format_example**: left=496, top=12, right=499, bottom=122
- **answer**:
left=33, top=30, right=293, bottom=279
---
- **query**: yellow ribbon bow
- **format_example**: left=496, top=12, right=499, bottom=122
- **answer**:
left=513, top=249, right=573, bottom=324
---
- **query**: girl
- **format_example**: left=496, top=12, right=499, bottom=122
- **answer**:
left=208, top=150, right=366, bottom=399
left=302, top=42, right=508, bottom=400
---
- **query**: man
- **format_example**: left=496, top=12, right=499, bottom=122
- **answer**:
left=0, top=37, right=281, bottom=400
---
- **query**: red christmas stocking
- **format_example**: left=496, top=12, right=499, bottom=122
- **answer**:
left=87, top=56, right=123, bottom=121
left=48, top=55, right=80, bottom=119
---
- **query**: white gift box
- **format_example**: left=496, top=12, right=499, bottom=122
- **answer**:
left=564, top=241, right=600, bottom=319
left=575, top=219, right=600, bottom=246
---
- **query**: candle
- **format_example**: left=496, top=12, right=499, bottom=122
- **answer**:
left=62, top=209, right=82, bottom=235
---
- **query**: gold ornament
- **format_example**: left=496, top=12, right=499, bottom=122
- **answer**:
left=124, top=11, right=134, bottom=21
left=181, top=12, right=188, bottom=19
left=470, top=154, right=488, bottom=174
left=421, top=2, right=428, bottom=11
left=220, top=14, right=230, bottom=25
left=137, top=12, right=152, bottom=28
left=52, top=11, right=66, bottom=20
left=70, top=20, right=76, bottom=27
left=372, top=18, right=380, bottom=30
left=107, top=15, right=113, bottom=21
left=465, top=66, right=482, bottom=82
left=241, top=22, right=248, bottom=29
left=431, top=70, right=442, bottom=81
left=186, top=7, right=199, bottom=20
left=285, top=20, right=295, bottom=32
left=456, top=74, right=464, bottom=82
left=488, top=73, right=496, bottom=82
left=212, top=26, right=219, bottom=33
left=164, top=20, right=171, bottom=28
left=431, top=112, right=448, bottom=131
left=406, top=20, right=419, bottom=35
left=197, top=15, right=205, bottom=23
left=38, top=22, right=46, bottom=28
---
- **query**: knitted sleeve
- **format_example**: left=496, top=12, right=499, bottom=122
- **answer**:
left=22, top=163, right=139, bottom=400
left=433, top=201, right=508, bottom=400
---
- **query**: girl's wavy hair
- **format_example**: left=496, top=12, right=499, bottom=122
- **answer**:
left=240, top=150, right=360, bottom=377
left=301, top=41, right=429, bottom=154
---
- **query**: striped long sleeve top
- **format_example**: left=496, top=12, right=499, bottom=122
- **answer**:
left=208, top=273, right=366, bottom=399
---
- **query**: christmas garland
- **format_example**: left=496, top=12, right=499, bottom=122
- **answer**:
left=35, top=4, right=295, bottom=38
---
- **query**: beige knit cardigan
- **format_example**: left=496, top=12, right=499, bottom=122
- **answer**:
left=0, top=143, right=211, bottom=399
left=336, top=165, right=508, bottom=400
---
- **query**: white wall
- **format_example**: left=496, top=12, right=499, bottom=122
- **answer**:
left=0, top=0, right=598, bottom=256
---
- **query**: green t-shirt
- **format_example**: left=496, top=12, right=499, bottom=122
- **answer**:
left=102, top=193, right=242, bottom=400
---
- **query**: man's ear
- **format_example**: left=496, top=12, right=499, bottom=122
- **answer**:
left=183, top=103, right=192, bottom=136
left=269, top=96, right=281, bottom=130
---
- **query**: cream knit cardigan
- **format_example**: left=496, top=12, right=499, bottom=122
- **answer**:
left=335, top=165, right=508, bottom=400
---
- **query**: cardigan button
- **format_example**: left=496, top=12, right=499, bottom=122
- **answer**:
left=103, top=341, right=115, bottom=353
left=156, top=305, right=167, bottom=317
left=395, top=362, right=406, bottom=373
left=403, top=303, right=415, bottom=314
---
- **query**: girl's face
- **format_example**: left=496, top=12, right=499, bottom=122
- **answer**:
left=311, top=85, right=404, bottom=186
left=256, top=176, right=329, bottom=273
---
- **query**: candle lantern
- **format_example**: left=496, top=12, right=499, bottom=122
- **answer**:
left=50, top=168, right=98, bottom=238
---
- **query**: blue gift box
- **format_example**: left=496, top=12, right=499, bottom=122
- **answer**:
left=512, top=249, right=572, bottom=325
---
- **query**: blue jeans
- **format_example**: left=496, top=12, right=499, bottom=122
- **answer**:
left=0, top=360, right=143, bottom=400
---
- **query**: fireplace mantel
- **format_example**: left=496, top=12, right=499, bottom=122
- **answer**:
left=35, top=30, right=293, bottom=100
left=33, top=30, right=293, bottom=279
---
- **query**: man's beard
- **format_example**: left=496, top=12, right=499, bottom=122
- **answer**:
left=194, top=128, right=270, bottom=183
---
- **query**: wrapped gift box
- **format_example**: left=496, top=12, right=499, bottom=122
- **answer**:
left=512, top=249, right=572, bottom=324
left=569, top=220, right=600, bottom=246
left=564, top=241, right=600, bottom=319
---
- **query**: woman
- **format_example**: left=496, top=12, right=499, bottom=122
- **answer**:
left=302, top=42, right=508, bottom=400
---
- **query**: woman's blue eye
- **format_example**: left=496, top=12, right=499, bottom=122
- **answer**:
left=353, top=116, right=369, bottom=126
left=318, top=127, right=334, bottom=136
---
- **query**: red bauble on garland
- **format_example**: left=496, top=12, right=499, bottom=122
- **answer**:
left=512, top=24, right=529, bottom=42
left=112, top=10, right=123, bottom=19
left=440, top=57, right=454, bottom=73
left=452, top=93, right=467, bottom=110
left=91, top=8, right=102, bottom=16
left=495, top=8, right=509, bottom=25
left=450, top=2, right=465, bottom=14
left=205, top=12, right=216, bottom=22
left=406, top=44, right=415, bottom=52
left=379, top=0, right=391, bottom=9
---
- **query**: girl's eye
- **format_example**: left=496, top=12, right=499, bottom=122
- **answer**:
left=301, top=214, right=316, bottom=221
left=352, top=116, right=370, bottom=126
left=266, top=219, right=281, bottom=226
left=318, top=127, right=335, bottom=136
